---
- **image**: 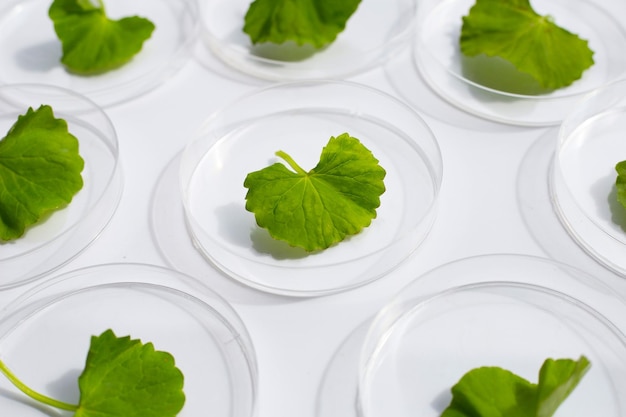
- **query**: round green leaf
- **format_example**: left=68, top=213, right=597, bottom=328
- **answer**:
left=49, top=0, right=155, bottom=75
left=0, top=105, right=84, bottom=241
left=243, top=0, right=361, bottom=48
left=244, top=133, right=386, bottom=252
left=75, top=330, right=185, bottom=417
left=460, top=0, right=594, bottom=89
left=441, top=356, right=591, bottom=417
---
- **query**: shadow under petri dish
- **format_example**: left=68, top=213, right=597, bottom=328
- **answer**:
left=214, top=202, right=309, bottom=260
left=461, top=54, right=553, bottom=96
left=0, top=387, right=64, bottom=417
left=15, top=40, right=61, bottom=73
left=45, top=369, right=81, bottom=402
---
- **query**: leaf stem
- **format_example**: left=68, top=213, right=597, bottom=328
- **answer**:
left=276, top=150, right=307, bottom=175
left=0, top=358, right=78, bottom=411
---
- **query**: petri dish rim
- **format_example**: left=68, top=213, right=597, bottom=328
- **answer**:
left=179, top=79, right=443, bottom=296
left=0, top=262, right=258, bottom=417
left=414, top=0, right=626, bottom=126
left=199, top=0, right=418, bottom=81
left=357, top=253, right=626, bottom=417
left=0, top=83, right=123, bottom=290
left=550, top=78, right=626, bottom=277
left=0, top=0, right=200, bottom=107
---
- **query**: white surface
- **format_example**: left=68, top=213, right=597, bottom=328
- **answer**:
left=2, top=0, right=626, bottom=415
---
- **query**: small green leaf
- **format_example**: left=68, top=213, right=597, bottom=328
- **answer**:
left=74, top=329, right=185, bottom=417
left=244, top=133, right=386, bottom=252
left=49, top=0, right=155, bottom=75
left=440, top=356, right=591, bottom=417
left=243, top=0, right=361, bottom=49
left=441, top=367, right=536, bottom=417
left=0, top=330, right=185, bottom=416
left=615, top=160, right=626, bottom=210
left=0, top=105, right=84, bottom=241
left=535, top=357, right=590, bottom=417
left=460, top=0, right=594, bottom=89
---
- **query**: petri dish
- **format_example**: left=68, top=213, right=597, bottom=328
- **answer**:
left=179, top=80, right=442, bottom=297
left=358, top=254, right=626, bottom=417
left=0, top=263, right=257, bottom=417
left=0, top=0, right=198, bottom=107
left=414, top=0, right=626, bottom=126
left=0, top=84, right=122, bottom=290
left=551, top=78, right=626, bottom=277
left=200, top=0, right=417, bottom=81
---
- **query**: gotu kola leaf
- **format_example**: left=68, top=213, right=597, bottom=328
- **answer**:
left=460, top=0, right=594, bottom=90
left=49, top=0, right=155, bottom=75
left=0, top=105, right=84, bottom=241
left=440, top=356, right=591, bottom=417
left=244, top=133, right=386, bottom=252
left=75, top=329, right=185, bottom=417
left=243, top=0, right=361, bottom=49
left=0, top=329, right=185, bottom=417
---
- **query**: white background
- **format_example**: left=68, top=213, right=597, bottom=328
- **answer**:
left=2, top=0, right=626, bottom=416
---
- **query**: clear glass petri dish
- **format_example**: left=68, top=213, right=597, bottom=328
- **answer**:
left=0, top=84, right=122, bottom=290
left=414, top=0, right=626, bottom=126
left=358, top=254, right=626, bottom=417
left=0, top=263, right=257, bottom=417
left=200, top=0, right=417, bottom=81
left=179, top=80, right=442, bottom=297
left=550, top=78, right=626, bottom=277
left=0, top=0, right=198, bottom=107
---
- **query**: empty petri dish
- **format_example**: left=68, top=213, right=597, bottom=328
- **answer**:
left=200, top=0, right=417, bottom=81
left=414, top=0, right=626, bottom=126
left=358, top=254, right=626, bottom=417
left=0, top=0, right=198, bottom=107
left=551, top=78, right=626, bottom=277
left=179, top=80, right=442, bottom=296
left=0, top=84, right=122, bottom=290
left=0, top=263, right=258, bottom=417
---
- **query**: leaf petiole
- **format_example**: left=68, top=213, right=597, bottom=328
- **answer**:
left=0, top=357, right=78, bottom=411
left=275, top=150, right=307, bottom=175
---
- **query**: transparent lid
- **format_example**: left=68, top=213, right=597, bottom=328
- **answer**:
left=0, top=84, right=122, bottom=289
left=179, top=80, right=442, bottom=296
left=0, top=263, right=258, bottom=417
left=0, top=0, right=198, bottom=107
left=359, top=254, right=626, bottom=417
left=413, top=0, right=626, bottom=126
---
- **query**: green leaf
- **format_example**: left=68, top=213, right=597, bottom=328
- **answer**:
left=615, top=160, right=626, bottom=210
left=440, top=356, right=591, bottom=417
left=460, top=0, right=594, bottom=89
left=244, top=133, right=386, bottom=252
left=0, top=329, right=185, bottom=417
left=441, top=367, right=536, bottom=417
left=243, top=0, right=361, bottom=48
left=49, top=0, right=155, bottom=75
left=74, top=329, right=185, bottom=417
left=0, top=105, right=84, bottom=241
left=535, top=357, right=590, bottom=417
